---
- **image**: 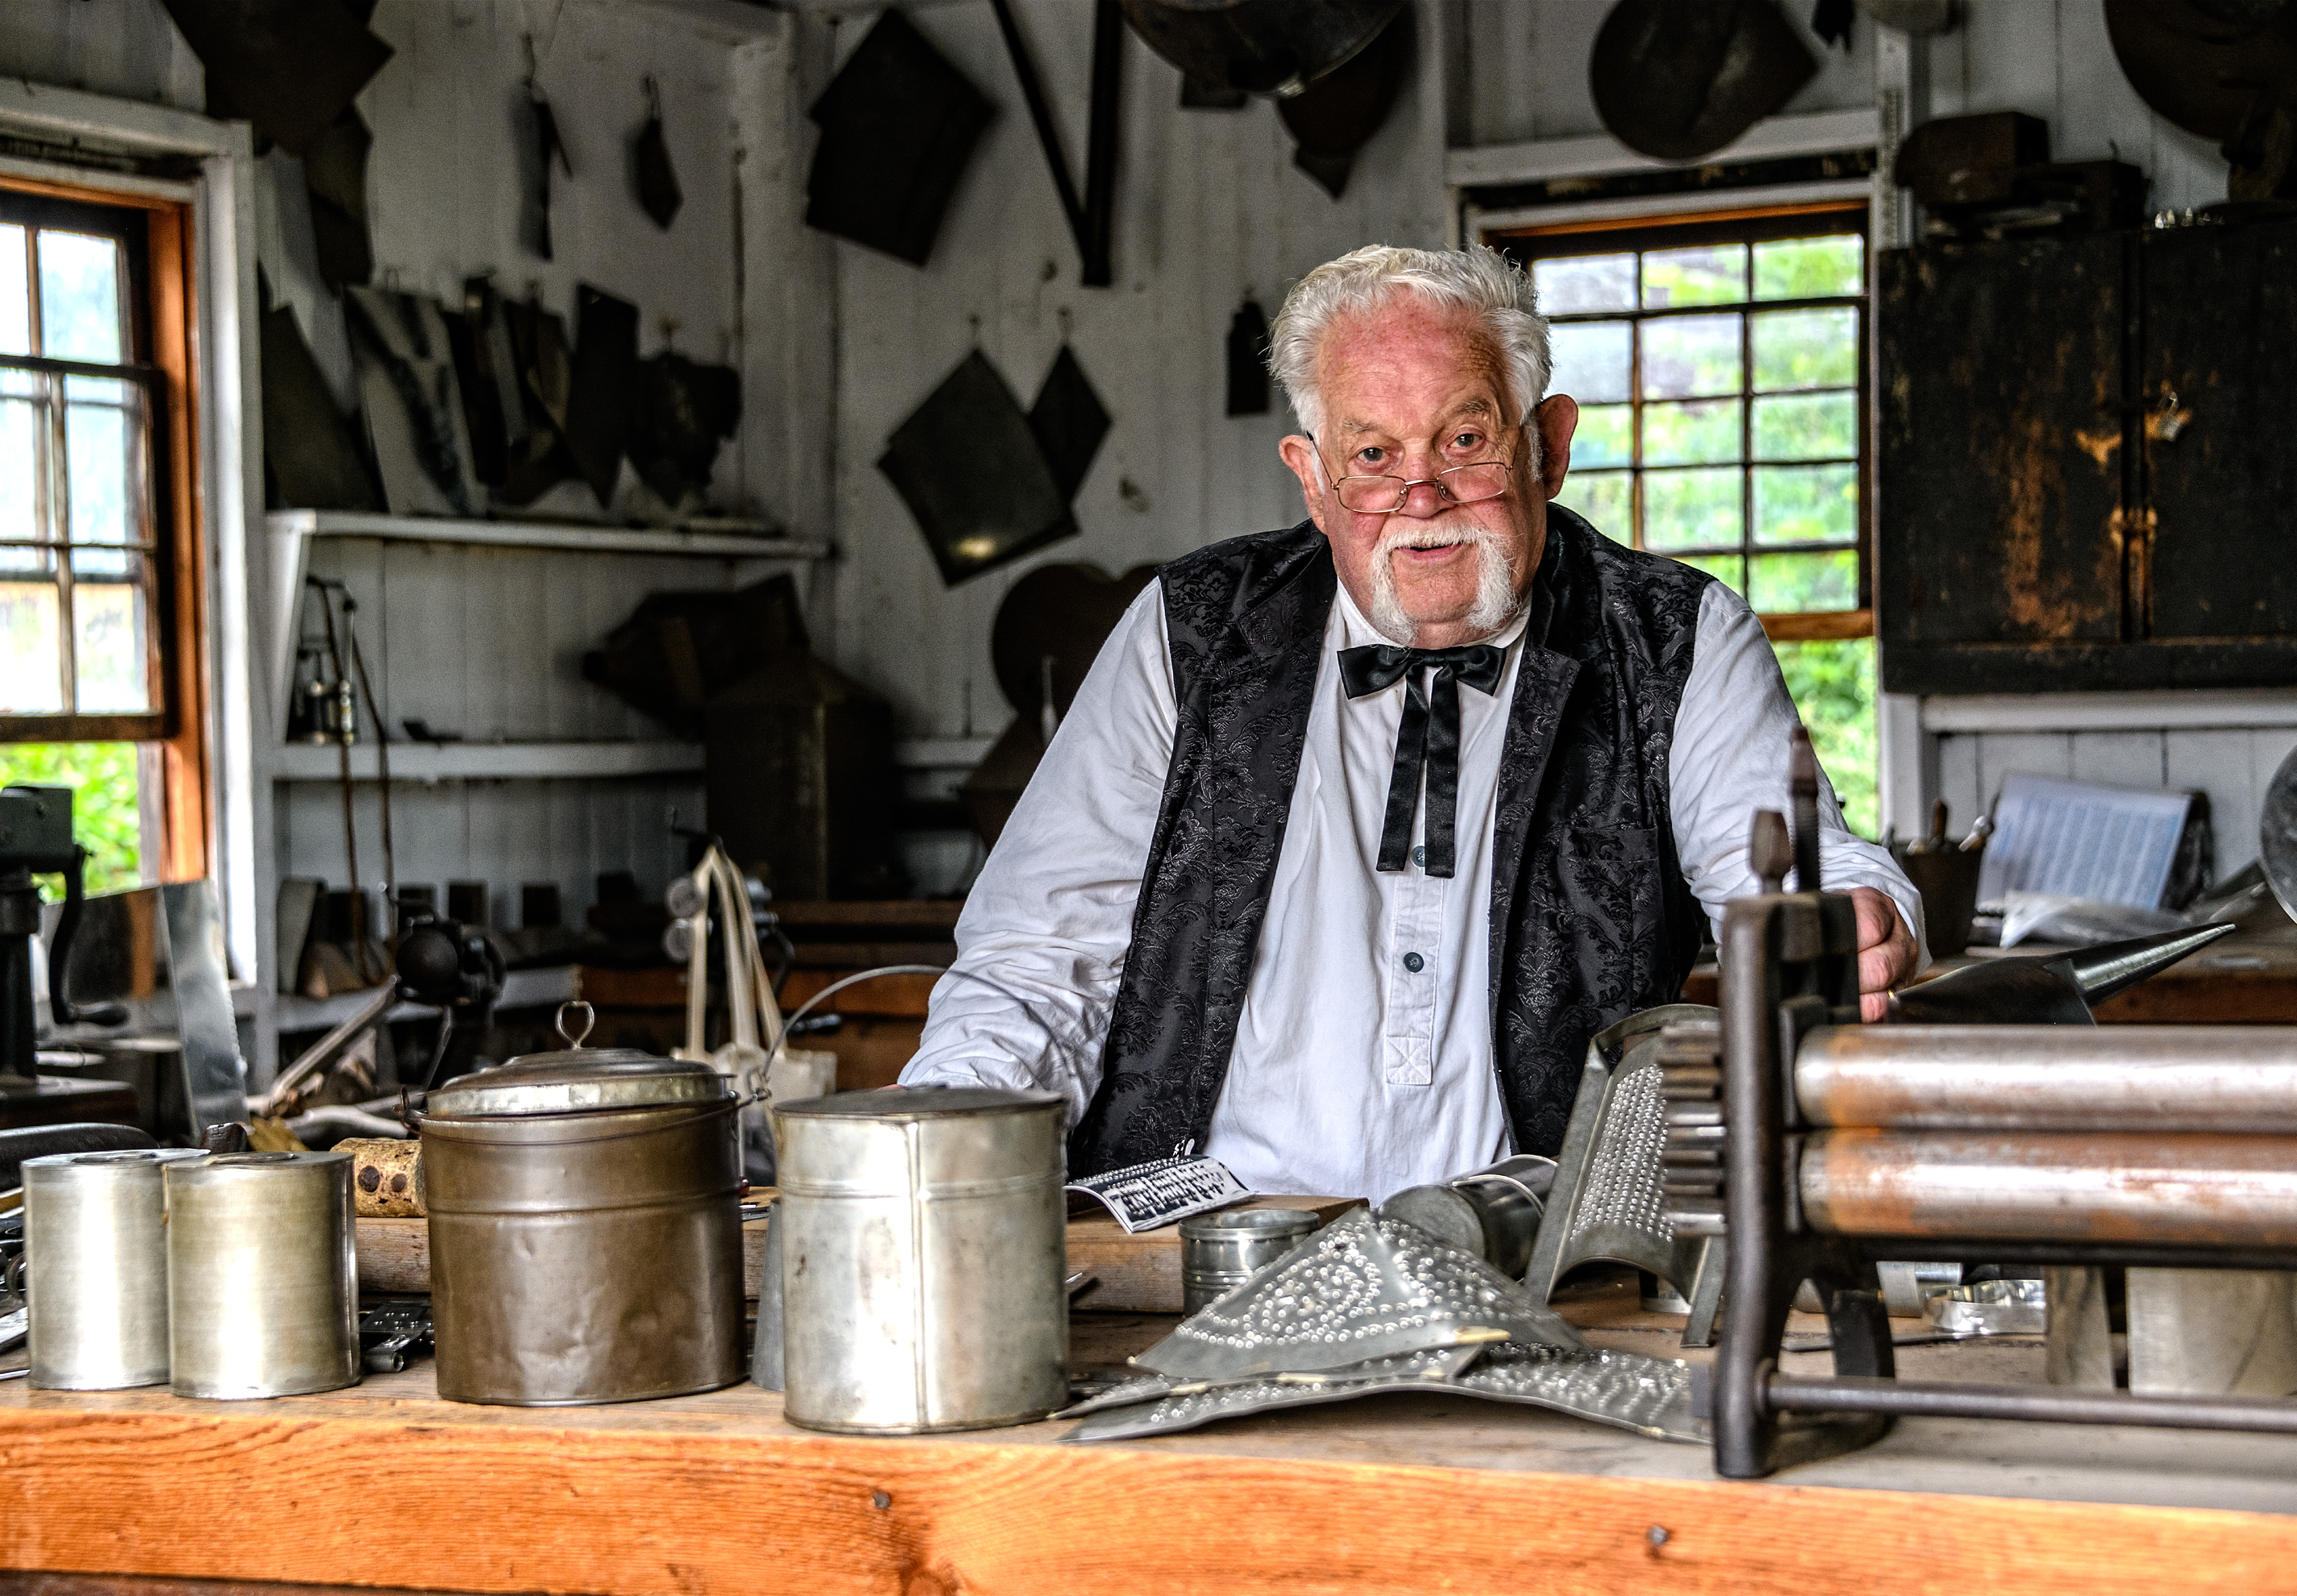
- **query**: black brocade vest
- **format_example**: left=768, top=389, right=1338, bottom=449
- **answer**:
left=1066, top=506, right=1714, bottom=1176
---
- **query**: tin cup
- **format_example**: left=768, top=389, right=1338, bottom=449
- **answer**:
left=1180, top=1208, right=1321, bottom=1314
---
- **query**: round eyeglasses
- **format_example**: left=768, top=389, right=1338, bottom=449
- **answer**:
left=1316, top=436, right=1522, bottom=514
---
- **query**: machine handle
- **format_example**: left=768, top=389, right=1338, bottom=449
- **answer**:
left=47, top=845, right=127, bottom=1029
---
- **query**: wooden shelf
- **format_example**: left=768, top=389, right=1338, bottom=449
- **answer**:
left=267, top=509, right=831, bottom=561
left=269, top=741, right=703, bottom=783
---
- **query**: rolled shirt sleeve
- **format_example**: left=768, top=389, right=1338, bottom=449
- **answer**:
left=898, top=584, right=1176, bottom=1124
left=1670, top=582, right=1928, bottom=965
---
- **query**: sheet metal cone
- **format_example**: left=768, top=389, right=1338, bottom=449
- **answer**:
left=2061, top=921, right=2237, bottom=1007
left=1888, top=921, right=2234, bottom=1025
left=1131, top=1207, right=1583, bottom=1383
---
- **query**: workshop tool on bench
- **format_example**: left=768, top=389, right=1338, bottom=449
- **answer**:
left=420, top=1007, right=744, bottom=1407
left=1524, top=730, right=2232, bottom=1353
left=21, top=1148, right=202, bottom=1389
left=165, top=1150, right=361, bottom=1400
left=1375, top=1154, right=1555, bottom=1280
left=1706, top=792, right=2297, bottom=1476
left=1066, top=1206, right=1703, bottom=1445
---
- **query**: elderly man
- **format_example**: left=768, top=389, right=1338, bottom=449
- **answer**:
left=902, top=245, right=1921, bottom=1202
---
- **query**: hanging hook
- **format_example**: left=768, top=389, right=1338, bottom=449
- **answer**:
left=523, top=32, right=539, bottom=87
left=644, top=73, right=662, bottom=121
left=968, top=312, right=982, bottom=347
left=1057, top=305, right=1072, bottom=344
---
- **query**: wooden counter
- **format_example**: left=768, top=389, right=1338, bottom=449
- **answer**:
left=6, top=1277, right=2297, bottom=1594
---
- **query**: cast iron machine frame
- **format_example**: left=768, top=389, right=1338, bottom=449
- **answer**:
left=1712, top=864, right=2297, bottom=1478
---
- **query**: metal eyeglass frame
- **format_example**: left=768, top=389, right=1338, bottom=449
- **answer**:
left=1312, top=424, right=1527, bottom=514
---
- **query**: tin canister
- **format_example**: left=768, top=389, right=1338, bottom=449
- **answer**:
left=419, top=1045, right=744, bottom=1406
left=165, top=1151, right=360, bottom=1399
left=23, top=1148, right=204, bottom=1389
left=1180, top=1208, right=1321, bottom=1314
left=776, top=1087, right=1067, bottom=1434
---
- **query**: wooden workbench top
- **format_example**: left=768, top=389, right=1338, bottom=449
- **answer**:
left=6, top=1275, right=2297, bottom=1594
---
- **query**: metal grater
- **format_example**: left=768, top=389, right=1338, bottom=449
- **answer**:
left=1525, top=1005, right=1729, bottom=1346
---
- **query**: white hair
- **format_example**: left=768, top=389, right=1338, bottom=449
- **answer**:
left=1268, top=244, right=1552, bottom=447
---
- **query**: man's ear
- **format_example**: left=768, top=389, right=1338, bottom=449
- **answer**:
left=1532, top=394, right=1579, bottom=500
left=1277, top=434, right=1331, bottom=534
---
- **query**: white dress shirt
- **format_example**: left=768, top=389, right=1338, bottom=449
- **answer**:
left=901, top=570, right=1923, bottom=1204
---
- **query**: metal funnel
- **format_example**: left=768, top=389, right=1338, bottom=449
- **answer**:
left=1887, top=921, right=2236, bottom=1025
left=2060, top=921, right=2237, bottom=1007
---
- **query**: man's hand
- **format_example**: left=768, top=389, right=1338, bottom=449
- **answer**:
left=1852, top=887, right=1919, bottom=1021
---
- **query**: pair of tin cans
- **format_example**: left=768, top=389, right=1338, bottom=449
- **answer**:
left=21, top=1148, right=358, bottom=1397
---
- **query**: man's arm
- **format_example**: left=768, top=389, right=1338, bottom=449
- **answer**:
left=1670, top=583, right=1926, bottom=1019
left=898, top=584, right=1177, bottom=1125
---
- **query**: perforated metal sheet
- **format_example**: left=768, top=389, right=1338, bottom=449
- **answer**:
left=1568, top=1061, right=1673, bottom=1248
left=1055, top=1345, right=1484, bottom=1420
left=1131, top=1209, right=1584, bottom=1382
left=1453, top=1341, right=1701, bottom=1441
left=1066, top=1342, right=1703, bottom=1444
left=1527, top=1006, right=1721, bottom=1309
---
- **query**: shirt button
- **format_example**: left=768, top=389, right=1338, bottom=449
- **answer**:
left=1412, top=845, right=1425, bottom=867
left=1402, top=951, right=1425, bottom=974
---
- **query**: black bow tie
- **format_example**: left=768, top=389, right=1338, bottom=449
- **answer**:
left=1337, top=643, right=1506, bottom=878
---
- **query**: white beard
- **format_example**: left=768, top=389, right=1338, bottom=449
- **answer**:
left=1365, top=519, right=1524, bottom=645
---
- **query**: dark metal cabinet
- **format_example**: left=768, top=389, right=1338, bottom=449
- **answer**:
left=1878, top=218, right=2297, bottom=693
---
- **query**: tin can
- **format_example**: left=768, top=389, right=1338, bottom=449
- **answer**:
left=23, top=1148, right=204, bottom=1389
left=776, top=1087, right=1067, bottom=1433
left=1180, top=1208, right=1321, bottom=1314
left=419, top=1045, right=744, bottom=1406
left=165, top=1151, right=360, bottom=1399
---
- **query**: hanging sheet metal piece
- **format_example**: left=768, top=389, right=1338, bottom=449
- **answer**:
left=159, top=0, right=393, bottom=155
left=1226, top=299, right=1271, bottom=415
left=1131, top=1207, right=1583, bottom=1383
left=1275, top=11, right=1410, bottom=200
left=302, top=107, right=374, bottom=290
left=565, top=285, right=640, bottom=507
left=805, top=11, right=994, bottom=268
left=635, top=76, right=683, bottom=230
left=1027, top=345, right=1111, bottom=502
left=1590, top=0, right=1818, bottom=163
left=989, top=0, right=1124, bottom=286
left=879, top=351, right=1077, bottom=586
left=261, top=296, right=379, bottom=511
left=344, top=287, right=485, bottom=518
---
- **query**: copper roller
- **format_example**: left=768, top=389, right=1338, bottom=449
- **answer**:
left=1800, top=1130, right=2297, bottom=1248
left=1796, top=1025, right=2297, bottom=1133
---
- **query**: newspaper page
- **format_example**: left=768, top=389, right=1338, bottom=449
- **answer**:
left=1066, top=1154, right=1250, bottom=1233
left=1976, top=774, right=2193, bottom=910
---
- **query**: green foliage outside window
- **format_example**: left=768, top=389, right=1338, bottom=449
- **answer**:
left=1775, top=639, right=1877, bottom=839
left=0, top=742, right=142, bottom=892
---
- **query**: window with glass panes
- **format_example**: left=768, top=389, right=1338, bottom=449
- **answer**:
left=1496, top=206, right=1869, bottom=629
left=1, top=191, right=170, bottom=739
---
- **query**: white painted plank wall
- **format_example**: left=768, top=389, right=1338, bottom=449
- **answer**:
left=822, top=0, right=1452, bottom=740
left=250, top=0, right=801, bottom=918
left=0, top=0, right=203, bottom=114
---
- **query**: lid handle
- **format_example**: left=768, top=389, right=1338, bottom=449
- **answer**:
left=556, top=1000, right=596, bottom=1049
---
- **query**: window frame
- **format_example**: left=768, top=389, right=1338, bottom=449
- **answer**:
left=1487, top=200, right=1873, bottom=643
left=0, top=172, right=208, bottom=885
